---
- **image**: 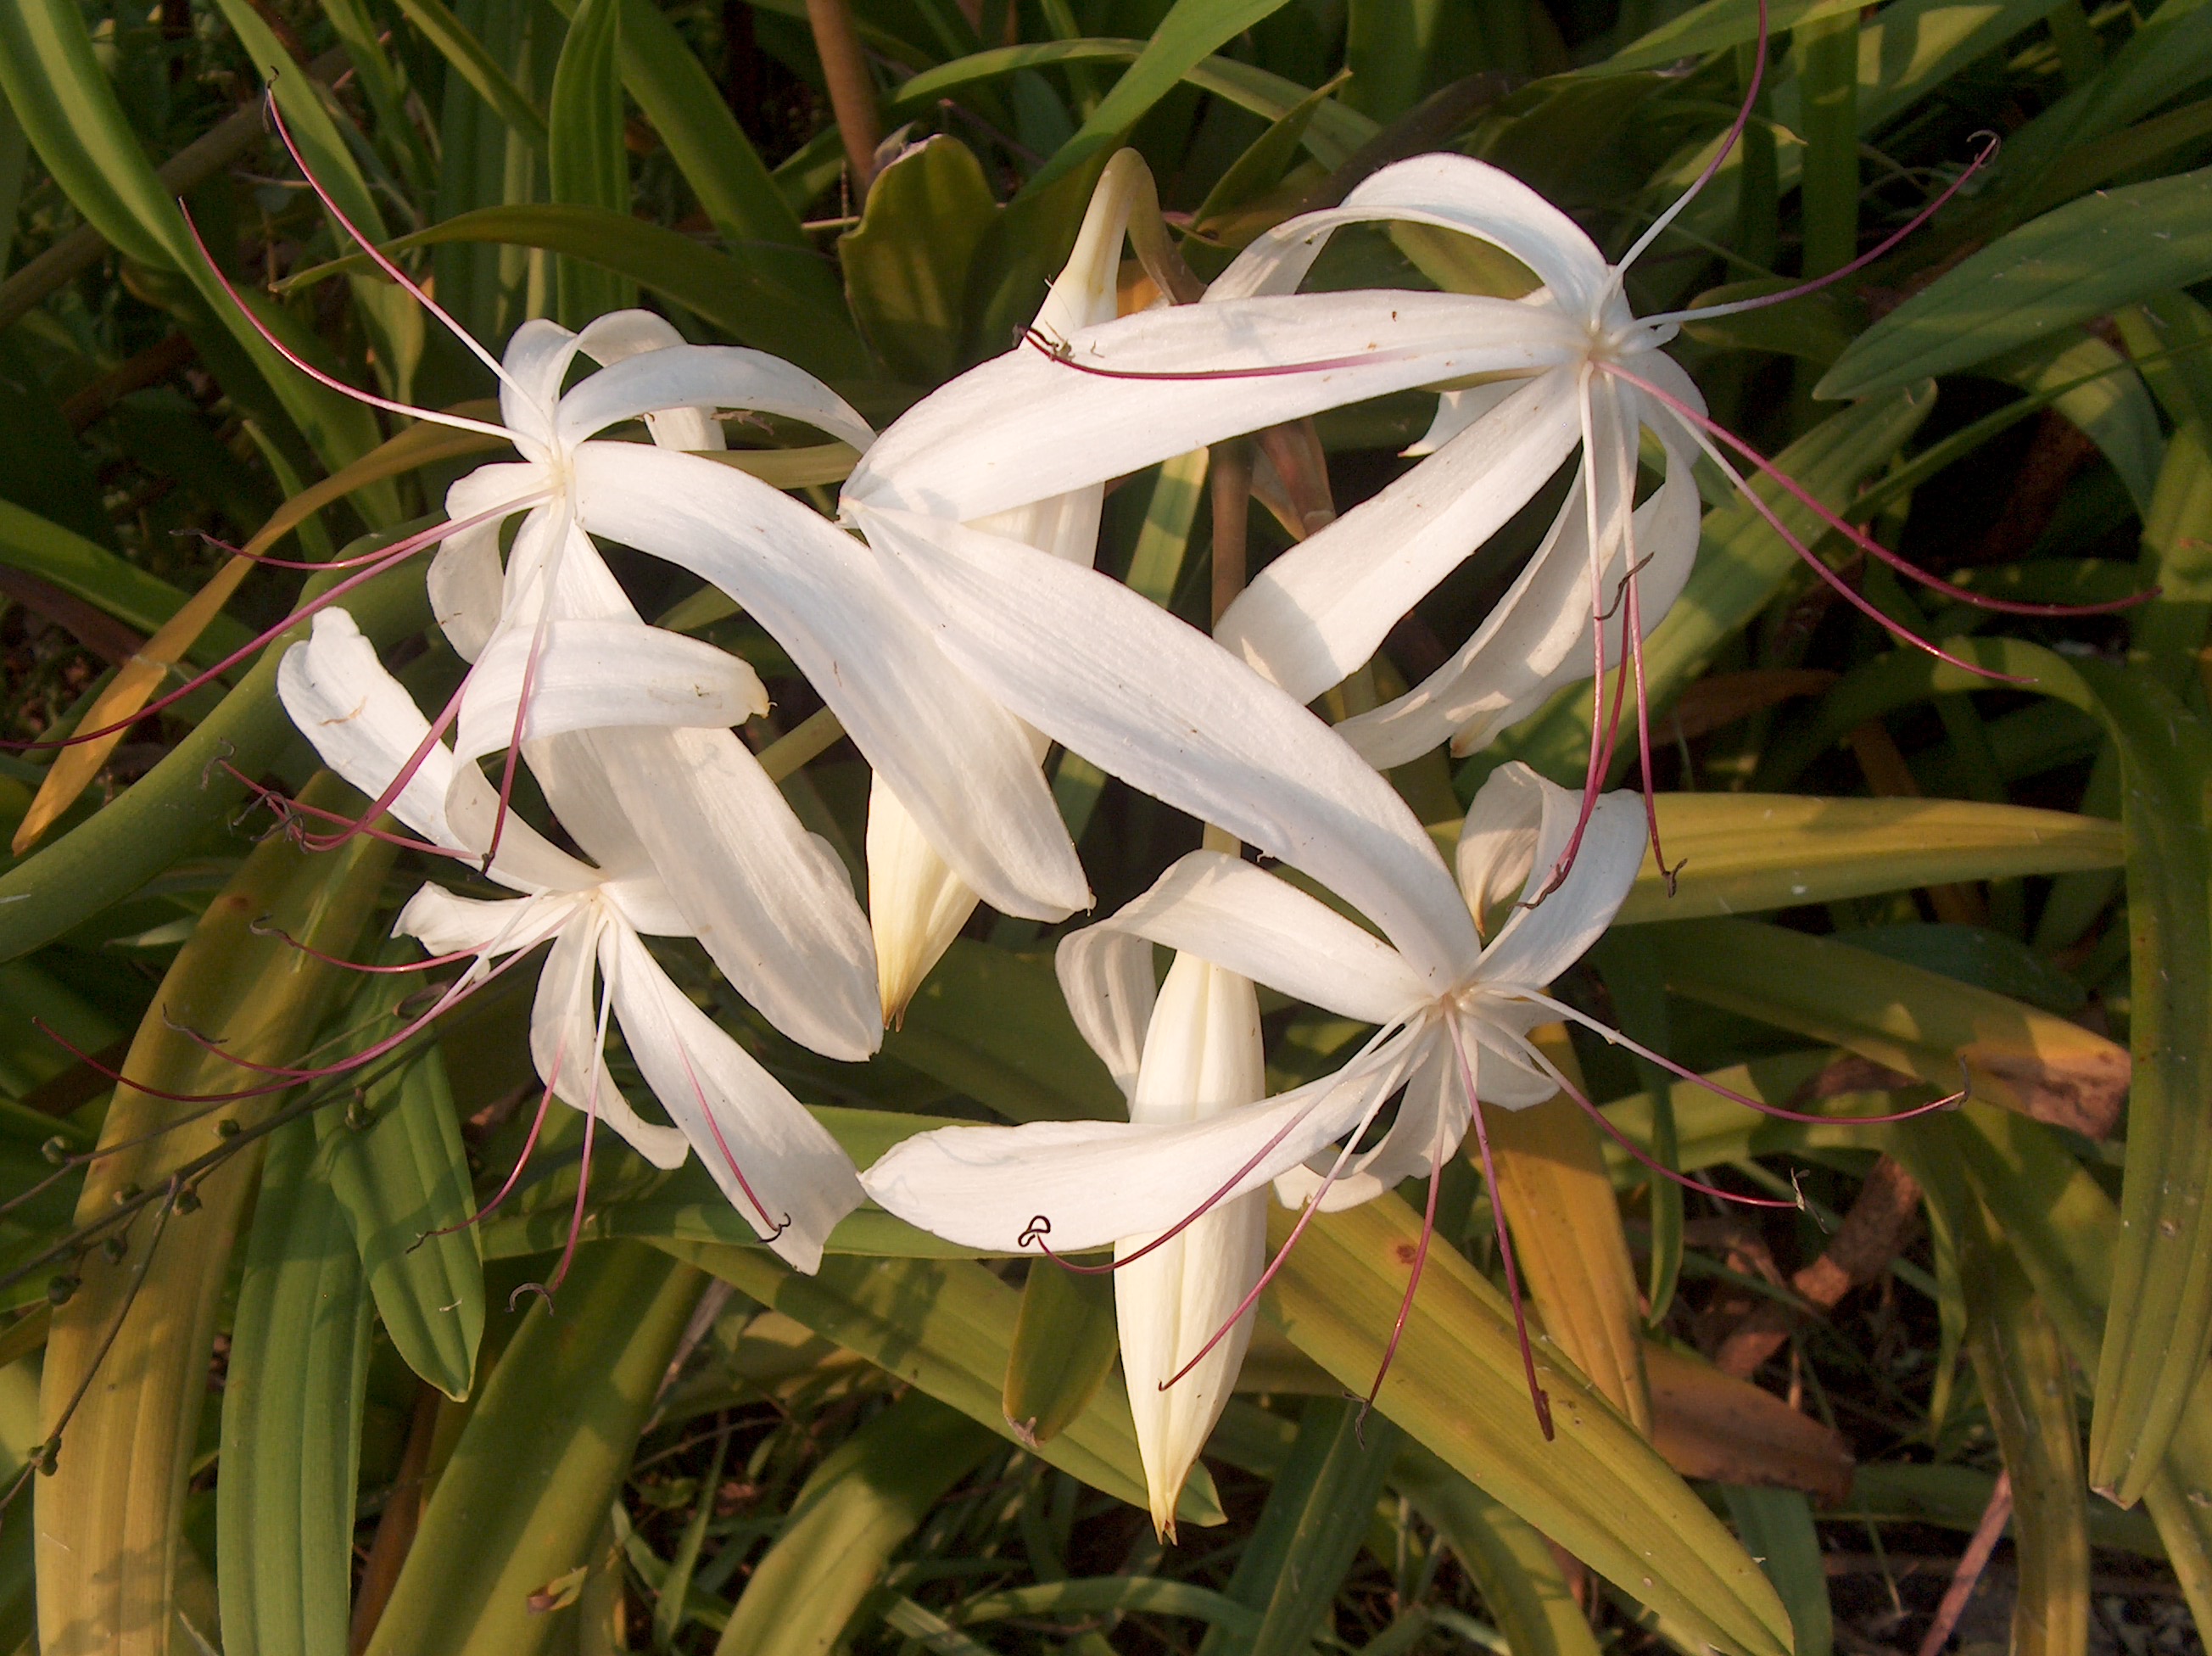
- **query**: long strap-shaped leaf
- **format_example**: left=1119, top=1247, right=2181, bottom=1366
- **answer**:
left=35, top=775, right=392, bottom=1656
left=1266, top=1196, right=1795, bottom=1656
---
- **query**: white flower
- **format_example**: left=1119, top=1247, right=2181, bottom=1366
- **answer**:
left=278, top=607, right=863, bottom=1272
left=843, top=153, right=1713, bottom=769
left=863, top=151, right=1153, bottom=1021
left=861, top=762, right=1642, bottom=1260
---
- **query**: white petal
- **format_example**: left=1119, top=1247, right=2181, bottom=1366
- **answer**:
left=843, top=290, right=1584, bottom=524
left=452, top=618, right=768, bottom=766
left=499, top=504, right=640, bottom=630
left=579, top=724, right=880, bottom=1061
left=602, top=924, right=865, bottom=1273
left=528, top=911, right=691, bottom=1169
left=866, top=775, right=985, bottom=1027
left=854, top=506, right=1480, bottom=987
left=1034, top=149, right=1148, bottom=340
left=1463, top=1015, right=1562, bottom=1110
left=573, top=310, right=724, bottom=450
left=570, top=441, right=1089, bottom=922
left=1272, top=1037, right=1464, bottom=1209
left=1213, top=153, right=1617, bottom=322
left=556, top=344, right=876, bottom=452
left=1065, top=852, right=1429, bottom=1028
left=1460, top=764, right=1644, bottom=992
left=1053, top=925, right=1158, bottom=1100
left=394, top=884, right=570, bottom=959
left=1214, top=368, right=1584, bottom=702
left=278, top=610, right=460, bottom=847
left=860, top=1038, right=1418, bottom=1253
left=427, top=520, right=507, bottom=664
left=498, top=318, right=583, bottom=458
left=1116, top=1189, right=1265, bottom=1538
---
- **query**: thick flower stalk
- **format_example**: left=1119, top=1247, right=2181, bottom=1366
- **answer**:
left=277, top=608, right=864, bottom=1272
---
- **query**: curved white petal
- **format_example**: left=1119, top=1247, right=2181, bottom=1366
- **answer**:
left=573, top=310, right=724, bottom=450
left=278, top=609, right=461, bottom=848
left=859, top=1038, right=1418, bottom=1253
left=569, top=441, right=1089, bottom=922
left=427, top=519, right=507, bottom=663
left=601, top=924, right=865, bottom=1273
left=556, top=344, right=876, bottom=452
left=1459, top=764, right=1644, bottom=993
left=1215, top=368, right=1584, bottom=702
left=1214, top=153, right=1618, bottom=323
left=1405, top=377, right=1522, bottom=456
left=578, top=724, right=880, bottom=1061
left=854, top=505, right=1480, bottom=987
left=1036, top=149, right=1147, bottom=341
left=452, top=618, right=768, bottom=766
left=529, top=912, right=691, bottom=1170
left=1053, top=926, right=1159, bottom=1100
left=1273, top=1036, right=1464, bottom=1209
left=498, top=318, right=584, bottom=458
left=1064, top=852, right=1428, bottom=1027
left=394, top=884, right=573, bottom=960
left=844, top=290, right=1584, bottom=525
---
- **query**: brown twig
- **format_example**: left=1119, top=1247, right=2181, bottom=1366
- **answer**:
left=1913, top=1470, right=2013, bottom=1656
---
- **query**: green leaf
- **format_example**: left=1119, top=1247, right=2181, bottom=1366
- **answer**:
left=1019, top=0, right=1300, bottom=200
left=1722, top=1488, right=1833, bottom=1656
left=1642, top=915, right=2131, bottom=1139
left=1199, top=1396, right=1402, bottom=1656
left=362, top=1244, right=703, bottom=1656
left=219, top=1116, right=373, bottom=1656
left=1598, top=0, right=1865, bottom=73
left=667, top=1246, right=1226, bottom=1528
left=388, top=0, right=549, bottom=148
left=713, top=1392, right=1001, bottom=1656
left=1269, top=1198, right=1794, bottom=1656
left=1608, top=794, right=2125, bottom=926
left=0, top=544, right=431, bottom=966
left=1818, top=167, right=2212, bottom=400
left=547, top=0, right=632, bottom=325
left=839, top=137, right=997, bottom=383
left=881, top=940, right=1123, bottom=1122
left=1003, top=1263, right=1120, bottom=1447
left=317, top=990, right=484, bottom=1401
left=0, top=496, right=253, bottom=653
left=1393, top=1444, right=1601, bottom=1656
left=287, top=205, right=870, bottom=379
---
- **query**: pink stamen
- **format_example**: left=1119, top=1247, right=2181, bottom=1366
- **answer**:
left=195, top=529, right=414, bottom=572
left=1611, top=362, right=2148, bottom=624
left=1365, top=1128, right=1444, bottom=1413
left=1517, top=988, right=1969, bottom=1126
left=1647, top=132, right=2003, bottom=327
left=1450, top=1019, right=1553, bottom=1440
left=293, top=671, right=470, bottom=856
left=1624, top=559, right=1683, bottom=890
left=1616, top=0, right=1769, bottom=275
left=261, top=95, right=522, bottom=395
left=513, top=976, right=614, bottom=1306
left=1527, top=1043, right=1799, bottom=1209
left=248, top=915, right=483, bottom=973
left=223, top=764, right=466, bottom=860
left=178, top=204, right=514, bottom=445
left=421, top=1066, right=560, bottom=1241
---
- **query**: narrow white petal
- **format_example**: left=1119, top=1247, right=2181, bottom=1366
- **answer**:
left=581, top=725, right=880, bottom=1061
left=855, top=506, right=1480, bottom=987
left=866, top=776, right=984, bottom=1026
left=1272, top=1037, right=1464, bottom=1209
left=1064, top=852, right=1427, bottom=1028
left=1215, top=369, right=1583, bottom=702
left=1405, top=378, right=1521, bottom=456
left=498, top=318, right=583, bottom=456
left=394, top=884, right=568, bottom=960
left=277, top=610, right=461, bottom=848
left=528, top=912, right=691, bottom=1169
left=1460, top=764, right=1644, bottom=991
left=1035, top=149, right=1147, bottom=341
left=844, top=290, right=1584, bottom=525
left=427, top=520, right=507, bottom=663
left=570, top=442, right=1089, bottom=921
left=1053, top=926, right=1158, bottom=1100
left=573, top=310, right=724, bottom=450
left=1214, top=153, right=1617, bottom=322
left=556, top=345, right=875, bottom=452
left=860, top=1040, right=1417, bottom=1254
left=452, top=618, right=768, bottom=766
left=603, top=925, right=865, bottom=1273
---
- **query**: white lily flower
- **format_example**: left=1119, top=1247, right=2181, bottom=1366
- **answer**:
left=1083, top=951, right=1267, bottom=1540
left=278, top=607, right=864, bottom=1272
left=862, top=761, right=1641, bottom=1256
left=865, top=151, right=1150, bottom=1021
left=844, top=154, right=1713, bottom=769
